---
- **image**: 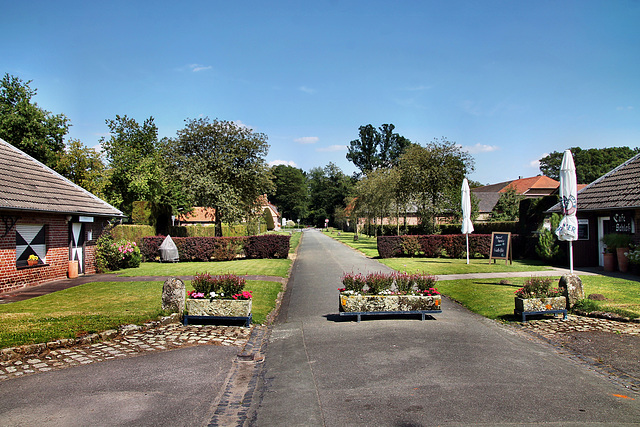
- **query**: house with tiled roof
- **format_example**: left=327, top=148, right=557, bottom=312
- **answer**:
left=547, top=153, right=640, bottom=268
left=0, top=138, right=123, bottom=294
left=177, top=195, right=281, bottom=230
left=472, top=175, right=559, bottom=221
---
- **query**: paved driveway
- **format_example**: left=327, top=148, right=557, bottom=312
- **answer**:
left=252, top=230, right=640, bottom=426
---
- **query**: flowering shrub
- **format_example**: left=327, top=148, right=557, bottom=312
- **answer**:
left=95, top=234, right=141, bottom=271
left=189, top=273, right=247, bottom=299
left=514, top=277, right=563, bottom=299
left=627, top=248, right=640, bottom=265
left=340, top=272, right=439, bottom=296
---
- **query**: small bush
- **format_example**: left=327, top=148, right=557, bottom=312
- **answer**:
left=192, top=272, right=216, bottom=295
left=190, top=273, right=246, bottom=298
left=412, top=274, right=438, bottom=292
left=402, top=235, right=421, bottom=257
left=342, top=273, right=366, bottom=292
left=572, top=298, right=600, bottom=313
left=365, top=272, right=394, bottom=294
left=95, top=235, right=141, bottom=271
left=394, top=272, right=413, bottom=293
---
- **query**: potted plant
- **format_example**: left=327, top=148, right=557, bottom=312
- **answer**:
left=514, top=276, right=566, bottom=321
left=627, top=246, right=640, bottom=275
left=27, top=255, right=39, bottom=266
left=184, top=273, right=252, bottom=326
left=602, top=233, right=632, bottom=272
left=338, top=272, right=442, bottom=321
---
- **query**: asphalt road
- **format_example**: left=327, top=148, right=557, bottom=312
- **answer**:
left=251, top=230, right=640, bottom=426
left=0, top=345, right=238, bottom=426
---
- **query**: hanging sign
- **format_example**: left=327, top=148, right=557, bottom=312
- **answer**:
left=489, top=232, right=512, bottom=265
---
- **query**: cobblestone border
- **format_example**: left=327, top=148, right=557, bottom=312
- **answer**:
left=0, top=313, right=182, bottom=362
left=207, top=325, right=271, bottom=426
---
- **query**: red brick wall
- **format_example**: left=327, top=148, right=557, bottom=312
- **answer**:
left=0, top=213, right=108, bottom=294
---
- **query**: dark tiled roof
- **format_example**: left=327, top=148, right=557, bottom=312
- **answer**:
left=473, top=192, right=502, bottom=213
left=548, top=153, right=640, bottom=213
left=0, top=138, right=123, bottom=217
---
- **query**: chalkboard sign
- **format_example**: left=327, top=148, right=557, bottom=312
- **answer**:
left=489, top=232, right=512, bottom=265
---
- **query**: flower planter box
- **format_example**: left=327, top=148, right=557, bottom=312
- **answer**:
left=184, top=299, right=252, bottom=327
left=339, top=294, right=442, bottom=322
left=514, top=296, right=567, bottom=322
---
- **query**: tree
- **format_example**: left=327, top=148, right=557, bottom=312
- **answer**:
left=351, top=167, right=399, bottom=236
left=346, top=123, right=411, bottom=176
left=168, top=118, right=274, bottom=237
left=491, top=186, right=522, bottom=221
left=539, top=146, right=640, bottom=184
left=56, top=139, right=108, bottom=198
left=396, top=138, right=475, bottom=233
left=270, top=165, right=309, bottom=221
left=307, top=162, right=355, bottom=227
left=0, top=73, right=69, bottom=169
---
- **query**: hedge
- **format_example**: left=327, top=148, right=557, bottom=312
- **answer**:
left=141, top=234, right=290, bottom=261
left=378, top=234, right=514, bottom=259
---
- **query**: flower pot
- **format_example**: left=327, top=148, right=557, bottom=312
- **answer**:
left=27, top=259, right=38, bottom=266
left=185, top=298, right=252, bottom=318
left=68, top=260, right=78, bottom=278
left=339, top=294, right=441, bottom=313
left=616, top=247, right=629, bottom=273
left=603, top=252, right=616, bottom=272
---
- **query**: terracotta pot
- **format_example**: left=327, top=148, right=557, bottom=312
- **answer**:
left=617, top=247, right=629, bottom=273
left=27, top=259, right=38, bottom=266
left=68, top=260, right=78, bottom=278
left=603, top=252, right=616, bottom=272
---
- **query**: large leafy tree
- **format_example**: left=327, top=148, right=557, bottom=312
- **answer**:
left=0, top=73, right=69, bottom=169
left=100, top=115, right=161, bottom=216
left=491, top=186, right=522, bottom=221
left=56, top=139, right=108, bottom=198
left=539, top=146, right=640, bottom=184
left=168, top=118, right=274, bottom=237
left=396, top=138, right=475, bottom=233
left=307, top=162, right=355, bottom=227
left=270, top=164, right=309, bottom=222
left=346, top=123, right=411, bottom=176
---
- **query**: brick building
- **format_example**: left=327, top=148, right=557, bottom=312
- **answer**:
left=0, top=138, right=123, bottom=294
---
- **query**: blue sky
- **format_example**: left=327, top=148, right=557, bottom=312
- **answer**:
left=2, top=0, right=639, bottom=184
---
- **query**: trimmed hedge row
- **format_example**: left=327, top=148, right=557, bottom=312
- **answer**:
left=142, top=234, right=290, bottom=261
left=377, top=234, right=516, bottom=259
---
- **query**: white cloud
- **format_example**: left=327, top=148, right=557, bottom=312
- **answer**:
left=189, top=63, right=212, bottom=72
left=462, top=143, right=500, bottom=154
left=299, top=86, right=316, bottom=94
left=529, top=153, right=549, bottom=169
left=317, top=145, right=347, bottom=152
left=269, top=160, right=298, bottom=167
left=233, top=120, right=251, bottom=129
left=617, top=106, right=634, bottom=111
left=295, top=136, right=319, bottom=144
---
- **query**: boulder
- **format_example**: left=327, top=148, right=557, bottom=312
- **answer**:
left=162, top=277, right=185, bottom=314
left=558, top=274, right=584, bottom=309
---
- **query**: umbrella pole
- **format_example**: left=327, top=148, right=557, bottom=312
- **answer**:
left=569, top=242, right=574, bottom=274
left=466, top=234, right=470, bottom=265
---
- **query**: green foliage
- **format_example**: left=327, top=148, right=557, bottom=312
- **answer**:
left=536, top=214, right=563, bottom=263
left=346, top=123, right=411, bottom=175
left=395, top=138, right=475, bottom=234
left=307, top=162, right=355, bottom=227
left=402, top=235, right=421, bottom=257
left=539, top=146, right=640, bottom=184
left=270, top=164, right=309, bottom=221
left=110, top=224, right=155, bottom=249
left=131, top=201, right=152, bottom=225
left=263, top=208, right=275, bottom=230
left=602, top=233, right=633, bottom=251
left=491, top=186, right=523, bottom=221
left=0, top=73, right=69, bottom=169
left=56, top=139, right=108, bottom=198
left=168, top=117, right=274, bottom=237
left=572, top=298, right=600, bottom=313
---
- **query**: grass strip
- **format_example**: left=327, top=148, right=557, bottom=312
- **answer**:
left=116, top=258, right=291, bottom=278
left=0, top=279, right=282, bottom=348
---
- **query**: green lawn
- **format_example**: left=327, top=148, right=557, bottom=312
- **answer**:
left=328, top=231, right=380, bottom=257
left=434, top=275, right=640, bottom=321
left=380, top=258, right=550, bottom=275
left=0, top=279, right=282, bottom=348
left=116, top=258, right=292, bottom=278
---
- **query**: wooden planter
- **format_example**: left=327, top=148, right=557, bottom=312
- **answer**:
left=184, top=298, right=252, bottom=326
left=514, top=296, right=567, bottom=322
left=339, top=294, right=442, bottom=322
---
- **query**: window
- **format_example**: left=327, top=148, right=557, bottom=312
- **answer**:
left=16, top=224, right=47, bottom=266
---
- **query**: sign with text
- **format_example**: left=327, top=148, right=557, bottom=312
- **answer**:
left=489, top=232, right=512, bottom=265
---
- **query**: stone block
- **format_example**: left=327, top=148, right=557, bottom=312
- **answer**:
left=162, top=277, right=186, bottom=313
left=558, top=274, right=584, bottom=308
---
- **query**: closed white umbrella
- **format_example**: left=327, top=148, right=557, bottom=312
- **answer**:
left=461, top=178, right=474, bottom=264
left=555, top=149, right=578, bottom=273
